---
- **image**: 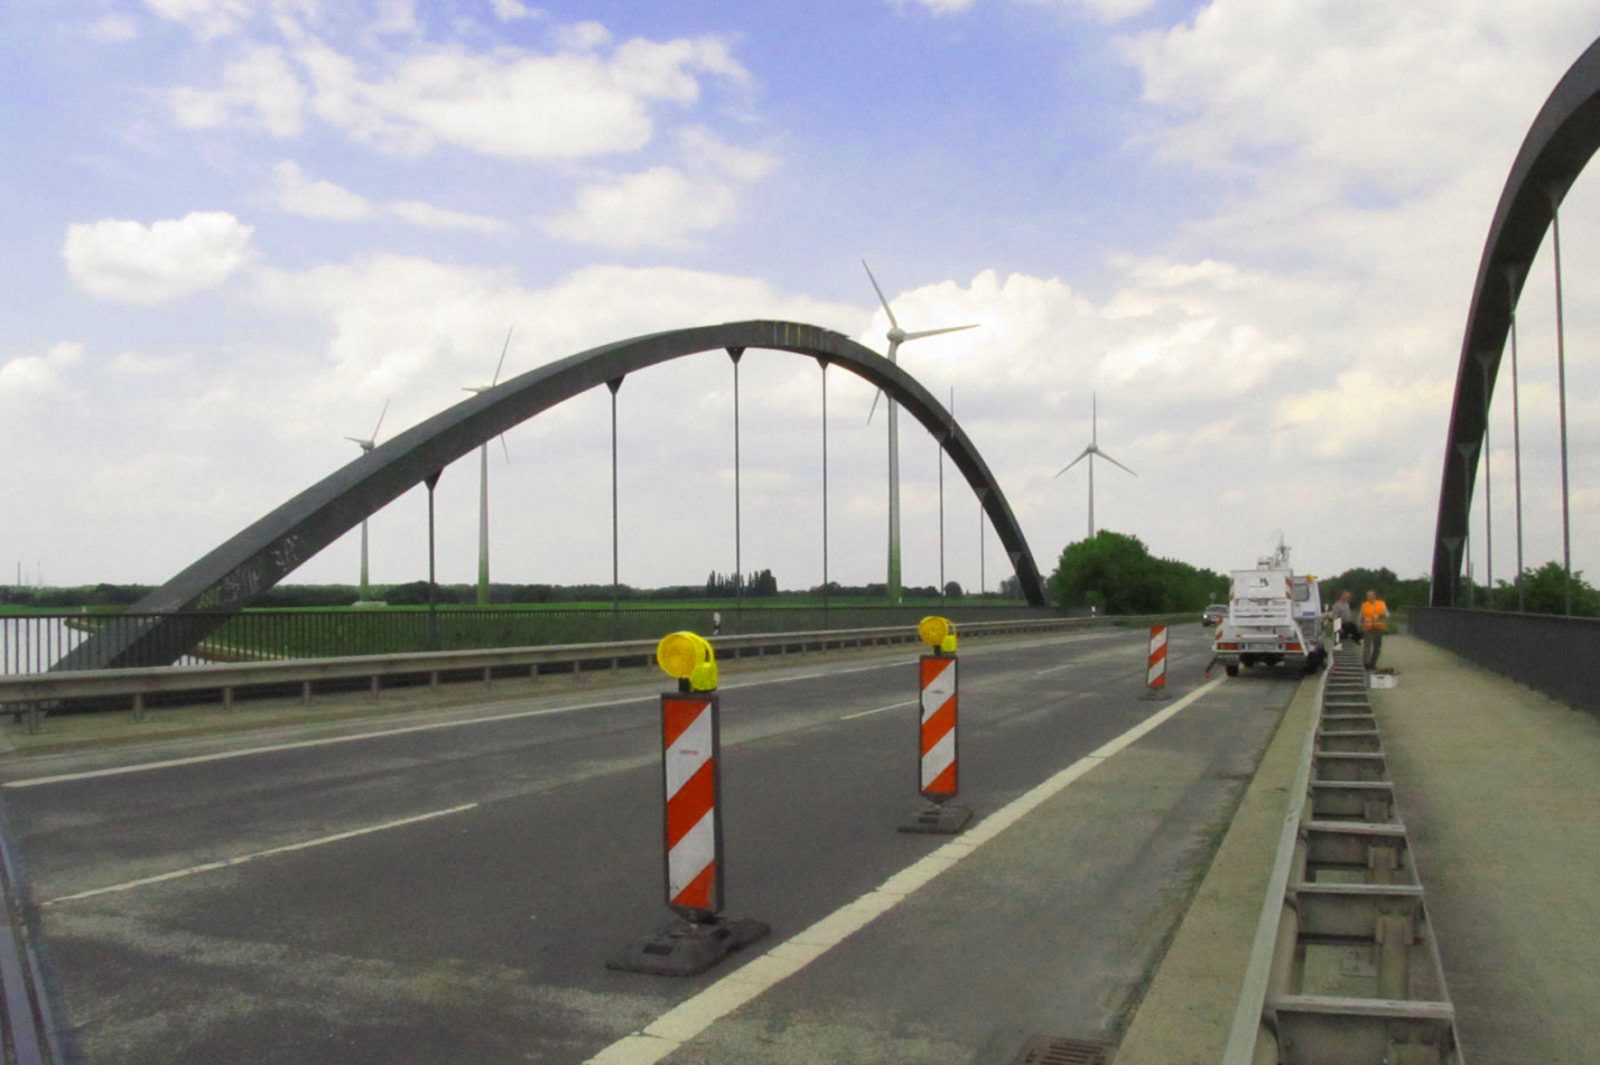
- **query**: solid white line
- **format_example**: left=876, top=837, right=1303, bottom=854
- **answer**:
left=38, top=802, right=479, bottom=906
left=582, top=677, right=1227, bottom=1065
left=1033, top=661, right=1077, bottom=676
left=839, top=700, right=915, bottom=721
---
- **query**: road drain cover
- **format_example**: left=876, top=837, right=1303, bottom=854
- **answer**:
left=1011, top=1034, right=1116, bottom=1064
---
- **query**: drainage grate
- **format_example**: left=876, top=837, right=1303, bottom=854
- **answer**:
left=1011, top=1034, right=1116, bottom=1065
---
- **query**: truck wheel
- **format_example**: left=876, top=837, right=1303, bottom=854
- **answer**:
left=1224, top=664, right=1239, bottom=677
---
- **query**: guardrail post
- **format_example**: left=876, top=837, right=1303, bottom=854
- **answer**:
left=222, top=686, right=234, bottom=711
left=132, top=692, right=145, bottom=723
left=370, top=675, right=380, bottom=701
left=301, top=680, right=312, bottom=706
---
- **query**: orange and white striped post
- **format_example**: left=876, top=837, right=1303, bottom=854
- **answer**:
left=1144, top=624, right=1170, bottom=699
left=919, top=654, right=959, bottom=801
left=901, top=617, right=972, bottom=834
left=661, top=691, right=722, bottom=917
left=610, top=632, right=768, bottom=976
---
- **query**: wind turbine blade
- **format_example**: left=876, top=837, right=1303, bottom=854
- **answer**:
left=861, top=260, right=899, bottom=332
left=903, top=323, right=978, bottom=342
left=1054, top=447, right=1093, bottom=477
left=371, top=398, right=390, bottom=443
left=499, top=433, right=510, bottom=463
left=866, top=387, right=884, bottom=425
left=344, top=436, right=367, bottom=446
left=492, top=326, right=513, bottom=386
left=1098, top=449, right=1137, bottom=477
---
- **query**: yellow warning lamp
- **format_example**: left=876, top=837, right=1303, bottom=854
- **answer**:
left=918, top=615, right=958, bottom=655
left=656, top=631, right=719, bottom=692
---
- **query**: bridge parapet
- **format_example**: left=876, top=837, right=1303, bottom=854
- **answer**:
left=1409, top=608, right=1600, bottom=716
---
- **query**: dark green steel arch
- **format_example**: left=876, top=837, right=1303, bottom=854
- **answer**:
left=1431, top=38, right=1600, bottom=604
left=63, top=320, right=1046, bottom=669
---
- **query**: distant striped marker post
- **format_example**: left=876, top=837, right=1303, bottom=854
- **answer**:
left=609, top=631, right=768, bottom=977
left=1143, top=624, right=1170, bottom=700
left=901, top=616, right=972, bottom=834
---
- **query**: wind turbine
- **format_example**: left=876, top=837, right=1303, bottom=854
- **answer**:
left=344, top=398, right=390, bottom=603
left=1054, top=392, right=1136, bottom=540
left=862, top=261, right=977, bottom=601
left=463, top=327, right=514, bottom=607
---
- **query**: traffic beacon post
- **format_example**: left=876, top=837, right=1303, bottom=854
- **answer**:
left=1142, top=624, right=1170, bottom=700
left=608, top=631, right=769, bottom=976
left=899, top=616, right=972, bottom=834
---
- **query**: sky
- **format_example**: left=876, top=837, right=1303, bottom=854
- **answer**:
left=2, top=0, right=1598, bottom=598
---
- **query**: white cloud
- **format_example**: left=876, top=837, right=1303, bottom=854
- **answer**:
left=142, top=0, right=254, bottom=39
left=373, top=0, right=419, bottom=36
left=899, top=0, right=1156, bottom=19
left=0, top=342, right=84, bottom=406
left=676, top=126, right=778, bottom=182
left=278, top=27, right=750, bottom=160
left=267, top=161, right=508, bottom=232
left=388, top=200, right=509, bottom=233
left=489, top=0, right=539, bottom=21
left=543, top=167, right=739, bottom=249
left=62, top=211, right=254, bottom=304
left=170, top=45, right=306, bottom=137
left=271, top=160, right=374, bottom=220
left=111, top=350, right=186, bottom=375
left=87, top=13, right=138, bottom=42
left=901, top=0, right=979, bottom=13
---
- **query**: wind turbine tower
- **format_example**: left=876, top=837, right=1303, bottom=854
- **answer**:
left=1054, top=393, right=1136, bottom=540
left=863, top=262, right=976, bottom=601
left=344, top=399, right=390, bottom=604
left=463, top=328, right=514, bottom=607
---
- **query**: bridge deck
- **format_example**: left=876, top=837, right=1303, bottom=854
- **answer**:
left=1118, top=633, right=1599, bottom=1064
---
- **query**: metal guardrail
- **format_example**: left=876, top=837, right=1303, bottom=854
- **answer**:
left=1224, top=643, right=1462, bottom=1065
left=0, top=616, right=1121, bottom=732
left=0, top=604, right=1053, bottom=675
left=1410, top=606, right=1600, bottom=716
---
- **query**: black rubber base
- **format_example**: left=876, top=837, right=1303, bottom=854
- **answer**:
left=607, top=915, right=771, bottom=976
left=1140, top=688, right=1172, bottom=701
left=898, top=801, right=973, bottom=834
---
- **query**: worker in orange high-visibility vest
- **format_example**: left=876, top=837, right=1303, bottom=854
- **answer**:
left=1360, top=589, right=1390, bottom=670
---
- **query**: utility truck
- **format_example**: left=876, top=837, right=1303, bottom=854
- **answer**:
left=1212, top=540, right=1327, bottom=677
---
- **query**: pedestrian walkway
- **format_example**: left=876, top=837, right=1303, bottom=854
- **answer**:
left=1117, top=634, right=1600, bottom=1064
left=1370, top=636, right=1600, bottom=1065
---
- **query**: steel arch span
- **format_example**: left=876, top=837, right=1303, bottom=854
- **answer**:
left=62, top=320, right=1048, bottom=670
left=1430, top=37, right=1600, bottom=605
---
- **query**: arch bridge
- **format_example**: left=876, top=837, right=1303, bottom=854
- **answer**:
left=63, top=320, right=1046, bottom=671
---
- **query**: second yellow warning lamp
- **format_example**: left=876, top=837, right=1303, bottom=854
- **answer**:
left=918, top=615, right=958, bottom=656
left=656, top=631, right=719, bottom=692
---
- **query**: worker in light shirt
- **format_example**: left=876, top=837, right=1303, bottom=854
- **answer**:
left=1360, top=589, right=1390, bottom=669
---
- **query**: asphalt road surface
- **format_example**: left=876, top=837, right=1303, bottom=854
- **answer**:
left=0, top=624, right=1299, bottom=1064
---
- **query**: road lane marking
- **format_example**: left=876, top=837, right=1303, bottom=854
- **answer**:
left=583, top=676, right=1229, bottom=1065
left=839, top=700, right=915, bottom=721
left=38, top=803, right=479, bottom=906
left=4, top=631, right=1118, bottom=789
left=1033, top=661, right=1078, bottom=675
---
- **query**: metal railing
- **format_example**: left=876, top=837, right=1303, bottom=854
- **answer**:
left=0, top=615, right=1114, bottom=732
left=0, top=603, right=1052, bottom=676
left=1410, top=606, right=1599, bottom=716
left=1224, top=643, right=1461, bottom=1064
